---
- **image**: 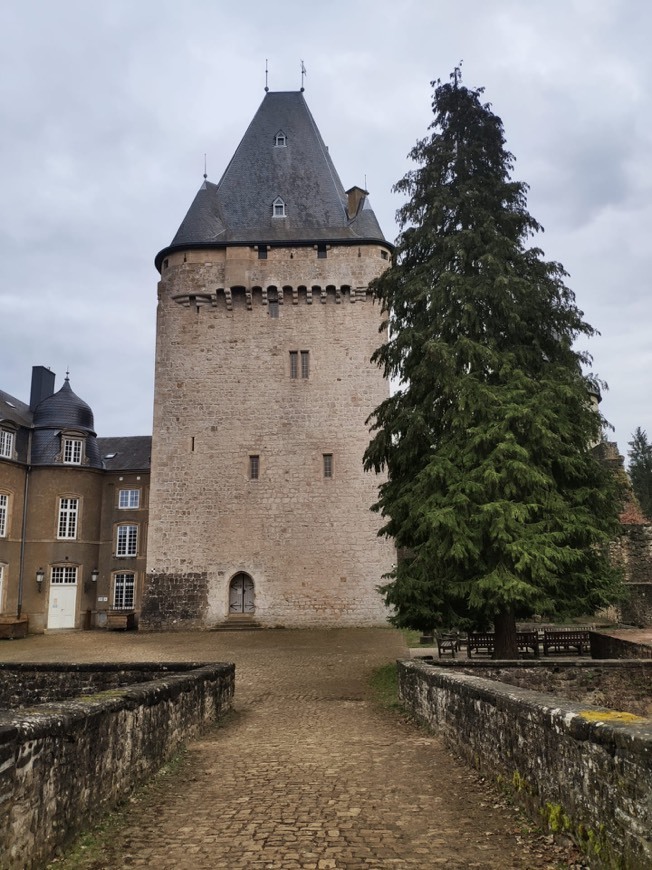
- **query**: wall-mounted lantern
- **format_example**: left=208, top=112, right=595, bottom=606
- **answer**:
left=36, top=568, right=45, bottom=591
left=91, top=569, right=99, bottom=583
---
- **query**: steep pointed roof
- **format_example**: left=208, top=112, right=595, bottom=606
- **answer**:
left=156, top=91, right=388, bottom=270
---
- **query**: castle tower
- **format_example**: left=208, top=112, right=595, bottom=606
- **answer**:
left=142, top=91, right=395, bottom=629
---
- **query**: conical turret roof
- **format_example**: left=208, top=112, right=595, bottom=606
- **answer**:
left=33, top=378, right=96, bottom=433
left=156, top=91, right=388, bottom=270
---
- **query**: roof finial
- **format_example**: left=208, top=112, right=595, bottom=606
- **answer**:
left=265, top=59, right=269, bottom=93
left=300, top=60, right=307, bottom=92
left=203, top=153, right=207, bottom=180
left=65, top=368, right=70, bottom=382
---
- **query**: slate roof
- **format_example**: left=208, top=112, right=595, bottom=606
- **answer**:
left=156, top=91, right=388, bottom=270
left=97, top=436, right=152, bottom=471
left=0, top=389, right=32, bottom=427
left=32, top=379, right=96, bottom=434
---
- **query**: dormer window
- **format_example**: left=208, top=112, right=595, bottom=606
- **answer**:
left=63, top=437, right=83, bottom=465
left=272, top=197, right=286, bottom=218
left=274, top=131, right=287, bottom=147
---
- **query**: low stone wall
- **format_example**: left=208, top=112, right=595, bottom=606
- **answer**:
left=0, top=662, right=234, bottom=870
left=590, top=631, right=652, bottom=659
left=398, top=660, right=652, bottom=868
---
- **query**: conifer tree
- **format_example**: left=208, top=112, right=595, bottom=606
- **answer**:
left=628, top=428, right=652, bottom=520
left=364, top=70, right=622, bottom=657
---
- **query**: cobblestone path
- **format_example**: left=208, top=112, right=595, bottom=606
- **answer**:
left=1, top=629, right=573, bottom=869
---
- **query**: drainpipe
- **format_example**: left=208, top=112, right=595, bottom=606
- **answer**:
left=16, top=428, right=33, bottom=619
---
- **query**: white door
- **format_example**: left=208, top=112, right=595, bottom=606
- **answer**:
left=48, top=566, right=78, bottom=628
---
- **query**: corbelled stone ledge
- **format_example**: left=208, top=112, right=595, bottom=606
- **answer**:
left=398, top=659, right=652, bottom=868
left=0, top=662, right=234, bottom=870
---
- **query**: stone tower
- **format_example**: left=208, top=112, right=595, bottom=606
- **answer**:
left=142, top=91, right=395, bottom=629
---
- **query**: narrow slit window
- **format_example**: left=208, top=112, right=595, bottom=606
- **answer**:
left=289, top=351, right=298, bottom=379
left=300, top=351, right=310, bottom=379
left=249, top=455, right=260, bottom=480
left=268, top=289, right=279, bottom=318
left=323, top=454, right=333, bottom=479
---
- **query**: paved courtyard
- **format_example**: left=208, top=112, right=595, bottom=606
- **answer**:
left=1, top=628, right=578, bottom=869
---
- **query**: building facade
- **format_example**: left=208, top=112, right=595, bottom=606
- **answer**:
left=0, top=367, right=150, bottom=633
left=142, top=91, right=396, bottom=628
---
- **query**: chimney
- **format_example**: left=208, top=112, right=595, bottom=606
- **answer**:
left=30, top=366, right=56, bottom=410
left=346, top=186, right=368, bottom=220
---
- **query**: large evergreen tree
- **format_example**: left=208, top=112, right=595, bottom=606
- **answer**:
left=628, top=427, right=652, bottom=520
left=364, top=70, right=622, bottom=657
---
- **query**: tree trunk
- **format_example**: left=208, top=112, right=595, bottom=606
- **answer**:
left=493, top=609, right=518, bottom=659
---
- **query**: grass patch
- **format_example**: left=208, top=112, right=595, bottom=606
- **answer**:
left=368, top=662, right=401, bottom=711
left=399, top=628, right=423, bottom=648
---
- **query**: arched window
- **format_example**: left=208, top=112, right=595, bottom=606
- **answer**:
left=272, top=197, right=286, bottom=218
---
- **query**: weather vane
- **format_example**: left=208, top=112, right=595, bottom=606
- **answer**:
left=203, top=153, right=207, bottom=181
left=265, top=59, right=269, bottom=93
left=300, top=60, right=307, bottom=92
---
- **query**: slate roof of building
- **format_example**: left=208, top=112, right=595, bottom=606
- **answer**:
left=98, top=436, right=152, bottom=471
left=0, top=389, right=32, bottom=427
left=32, top=379, right=96, bottom=434
left=156, top=91, right=388, bottom=269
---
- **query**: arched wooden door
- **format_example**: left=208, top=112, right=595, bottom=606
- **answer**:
left=229, top=572, right=255, bottom=614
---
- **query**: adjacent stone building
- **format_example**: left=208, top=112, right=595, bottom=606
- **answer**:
left=142, top=90, right=396, bottom=628
left=0, top=367, right=150, bottom=633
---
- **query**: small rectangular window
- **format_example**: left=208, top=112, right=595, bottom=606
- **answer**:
left=0, top=493, right=7, bottom=537
left=269, top=300, right=279, bottom=318
left=116, top=524, right=138, bottom=557
left=249, top=455, right=260, bottom=480
left=57, top=497, right=79, bottom=539
left=113, top=572, right=135, bottom=609
left=317, top=244, right=327, bottom=259
left=63, top=438, right=83, bottom=465
left=300, top=351, right=310, bottom=379
left=323, top=454, right=333, bottom=478
left=0, top=430, right=14, bottom=459
left=258, top=246, right=268, bottom=260
left=118, top=489, right=140, bottom=509
left=289, top=351, right=298, bottom=379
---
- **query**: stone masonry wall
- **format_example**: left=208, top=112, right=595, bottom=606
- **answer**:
left=398, top=660, right=652, bottom=868
left=0, top=662, right=234, bottom=869
left=0, top=661, right=208, bottom=707
left=145, top=243, right=396, bottom=629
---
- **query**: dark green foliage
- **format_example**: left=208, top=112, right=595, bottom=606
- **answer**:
left=628, top=428, right=652, bottom=519
left=365, top=70, right=622, bottom=656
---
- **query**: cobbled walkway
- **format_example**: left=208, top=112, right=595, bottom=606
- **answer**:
left=1, top=629, right=574, bottom=869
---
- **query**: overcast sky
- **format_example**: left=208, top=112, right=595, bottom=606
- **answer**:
left=1, top=0, right=650, bottom=460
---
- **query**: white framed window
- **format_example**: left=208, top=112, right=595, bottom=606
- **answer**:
left=51, top=566, right=78, bottom=584
left=113, top=572, right=135, bottom=609
left=57, top=497, right=79, bottom=539
left=118, top=489, right=140, bottom=509
left=0, top=494, right=7, bottom=538
left=116, top=524, right=138, bottom=557
left=63, top=438, right=83, bottom=465
left=274, top=130, right=287, bottom=147
left=272, top=197, right=286, bottom=218
left=323, top=453, right=333, bottom=479
left=0, top=430, right=14, bottom=459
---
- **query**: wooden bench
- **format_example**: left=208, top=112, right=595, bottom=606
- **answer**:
left=467, top=632, right=495, bottom=657
left=516, top=630, right=539, bottom=657
left=435, top=632, right=459, bottom=658
left=543, top=629, right=590, bottom=656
